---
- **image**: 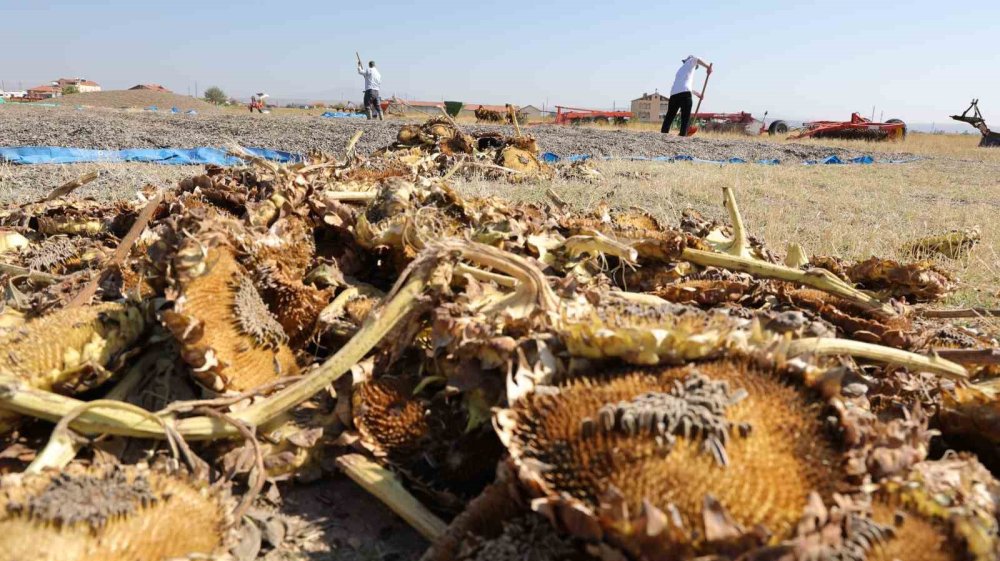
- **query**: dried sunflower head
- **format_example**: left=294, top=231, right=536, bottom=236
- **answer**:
left=496, top=357, right=852, bottom=559
left=901, top=228, right=980, bottom=260
left=845, top=257, right=955, bottom=302
left=868, top=454, right=999, bottom=561
left=353, top=375, right=505, bottom=510
left=0, top=463, right=232, bottom=561
left=496, top=147, right=547, bottom=180
left=19, top=235, right=106, bottom=275
left=780, top=287, right=914, bottom=348
left=253, top=261, right=332, bottom=348
left=0, top=301, right=148, bottom=432
left=161, top=245, right=299, bottom=392
left=558, top=294, right=750, bottom=365
left=653, top=279, right=753, bottom=308
left=248, top=215, right=316, bottom=276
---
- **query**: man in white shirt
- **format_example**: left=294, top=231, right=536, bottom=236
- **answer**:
left=357, top=60, right=383, bottom=120
left=661, top=55, right=712, bottom=136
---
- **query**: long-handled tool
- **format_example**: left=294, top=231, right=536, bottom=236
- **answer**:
left=687, top=64, right=712, bottom=136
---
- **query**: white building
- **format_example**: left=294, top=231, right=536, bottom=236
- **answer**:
left=56, top=78, right=102, bottom=93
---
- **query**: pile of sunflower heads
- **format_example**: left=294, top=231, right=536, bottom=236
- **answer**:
left=381, top=116, right=553, bottom=181
left=0, top=118, right=998, bottom=561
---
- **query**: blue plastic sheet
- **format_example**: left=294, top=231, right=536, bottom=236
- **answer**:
left=320, top=111, right=366, bottom=119
left=0, top=146, right=303, bottom=166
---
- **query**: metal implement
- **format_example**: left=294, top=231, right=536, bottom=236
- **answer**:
left=687, top=64, right=712, bottom=135
left=951, top=99, right=1000, bottom=147
left=788, top=112, right=906, bottom=142
left=553, top=105, right=632, bottom=125
left=690, top=111, right=788, bottom=136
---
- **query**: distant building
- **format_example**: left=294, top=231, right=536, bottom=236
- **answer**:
left=630, top=91, right=669, bottom=123
left=56, top=78, right=101, bottom=93
left=0, top=90, right=27, bottom=99
left=26, top=85, right=62, bottom=99
left=394, top=100, right=445, bottom=116
left=518, top=105, right=542, bottom=119
left=130, top=84, right=171, bottom=93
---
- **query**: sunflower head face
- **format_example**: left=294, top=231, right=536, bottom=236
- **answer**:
left=0, top=464, right=230, bottom=561
left=162, top=245, right=298, bottom=392
left=8, top=467, right=157, bottom=528
left=0, top=301, right=148, bottom=400
left=496, top=358, right=850, bottom=559
left=352, top=378, right=429, bottom=458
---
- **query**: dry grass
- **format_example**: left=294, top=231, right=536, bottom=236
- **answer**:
left=455, top=150, right=1000, bottom=310
left=579, top=119, right=999, bottom=163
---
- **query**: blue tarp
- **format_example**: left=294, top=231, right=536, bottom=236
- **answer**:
left=320, top=111, right=366, bottom=119
left=0, top=146, right=303, bottom=166
left=541, top=152, right=918, bottom=166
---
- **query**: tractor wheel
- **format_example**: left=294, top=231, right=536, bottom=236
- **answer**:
left=768, top=120, right=789, bottom=135
left=886, top=118, right=907, bottom=139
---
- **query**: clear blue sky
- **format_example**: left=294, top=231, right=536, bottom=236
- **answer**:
left=2, top=0, right=997, bottom=125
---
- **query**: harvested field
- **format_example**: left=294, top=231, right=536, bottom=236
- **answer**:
left=2, top=103, right=890, bottom=162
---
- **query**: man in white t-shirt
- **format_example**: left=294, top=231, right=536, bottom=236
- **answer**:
left=661, top=55, right=712, bottom=136
left=357, top=60, right=383, bottom=120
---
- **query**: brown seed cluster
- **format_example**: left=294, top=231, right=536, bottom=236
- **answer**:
left=8, top=468, right=158, bottom=528
left=231, top=274, right=288, bottom=349
left=580, top=371, right=751, bottom=467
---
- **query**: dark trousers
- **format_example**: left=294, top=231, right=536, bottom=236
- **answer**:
left=661, top=91, right=693, bottom=135
left=363, top=89, right=383, bottom=120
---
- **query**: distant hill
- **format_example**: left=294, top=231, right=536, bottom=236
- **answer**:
left=56, top=90, right=218, bottom=112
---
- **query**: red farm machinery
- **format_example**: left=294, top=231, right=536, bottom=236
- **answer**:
left=788, top=112, right=906, bottom=141
left=553, top=105, right=632, bottom=125
left=690, top=111, right=788, bottom=136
